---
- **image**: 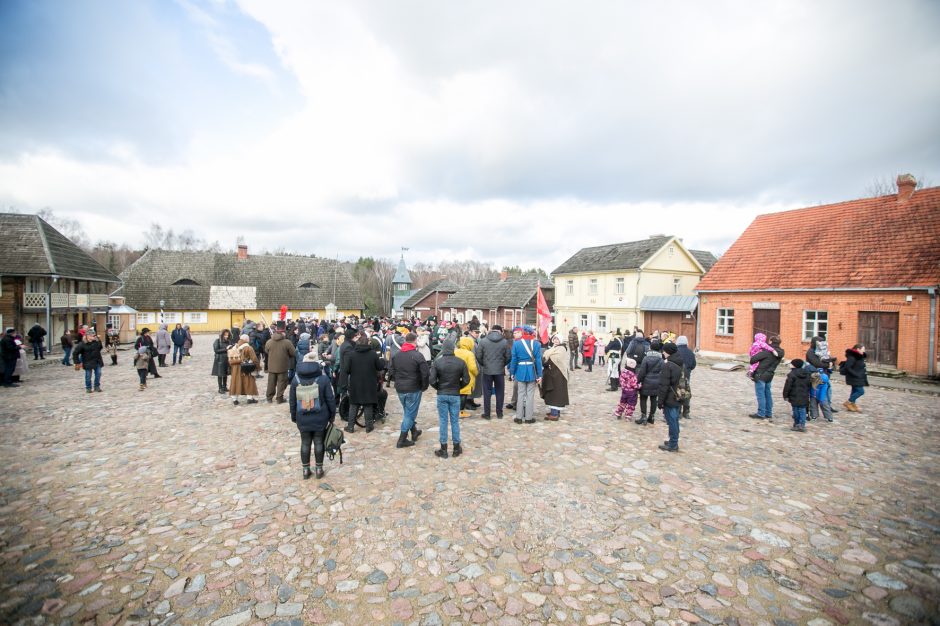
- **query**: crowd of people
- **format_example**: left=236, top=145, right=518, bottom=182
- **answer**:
left=1, top=312, right=872, bottom=477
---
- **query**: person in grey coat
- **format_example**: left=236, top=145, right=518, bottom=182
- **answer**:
left=474, top=325, right=511, bottom=419
left=155, top=324, right=172, bottom=367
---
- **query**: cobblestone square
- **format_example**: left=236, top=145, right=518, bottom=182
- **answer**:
left=1, top=336, right=938, bottom=625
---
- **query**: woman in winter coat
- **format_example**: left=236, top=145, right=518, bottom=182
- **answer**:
left=134, top=328, right=161, bottom=378
left=581, top=331, right=597, bottom=372
left=289, top=355, right=336, bottom=480
left=455, top=337, right=479, bottom=417
left=211, top=329, right=233, bottom=394
left=635, top=339, right=664, bottom=425
left=182, top=325, right=193, bottom=356
left=842, top=344, right=869, bottom=412
left=228, top=334, right=259, bottom=405
left=155, top=324, right=172, bottom=367
left=540, top=335, right=569, bottom=420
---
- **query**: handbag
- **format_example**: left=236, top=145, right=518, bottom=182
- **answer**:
left=240, top=359, right=257, bottom=374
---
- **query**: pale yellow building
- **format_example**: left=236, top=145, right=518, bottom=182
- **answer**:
left=552, top=236, right=716, bottom=344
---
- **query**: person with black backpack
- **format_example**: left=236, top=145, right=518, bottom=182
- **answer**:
left=290, top=354, right=336, bottom=479
left=625, top=329, right=650, bottom=367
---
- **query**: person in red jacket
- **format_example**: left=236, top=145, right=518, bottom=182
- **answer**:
left=581, top=330, right=597, bottom=372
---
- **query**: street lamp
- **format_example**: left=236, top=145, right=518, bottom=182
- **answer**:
left=159, top=299, right=165, bottom=324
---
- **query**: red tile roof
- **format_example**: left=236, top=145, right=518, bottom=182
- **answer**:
left=696, top=186, right=940, bottom=291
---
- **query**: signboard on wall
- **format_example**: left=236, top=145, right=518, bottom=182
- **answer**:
left=752, top=302, right=780, bottom=310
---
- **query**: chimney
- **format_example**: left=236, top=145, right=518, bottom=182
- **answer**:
left=897, top=174, right=916, bottom=201
left=237, top=244, right=248, bottom=260
left=499, top=271, right=508, bottom=282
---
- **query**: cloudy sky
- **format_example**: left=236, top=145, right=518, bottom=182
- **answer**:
left=1, top=0, right=938, bottom=271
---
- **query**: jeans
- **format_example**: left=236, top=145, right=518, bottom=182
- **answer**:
left=755, top=379, right=773, bottom=417
left=848, top=386, right=865, bottom=403
left=481, top=373, right=505, bottom=416
left=791, top=405, right=807, bottom=427
left=569, top=351, right=579, bottom=369
left=62, top=346, right=72, bottom=365
left=84, top=365, right=102, bottom=390
left=664, top=405, right=680, bottom=448
left=437, top=395, right=461, bottom=444
left=172, top=344, right=183, bottom=364
left=32, top=342, right=44, bottom=359
left=398, top=390, right=422, bottom=433
left=137, top=369, right=148, bottom=385
left=300, top=430, right=326, bottom=466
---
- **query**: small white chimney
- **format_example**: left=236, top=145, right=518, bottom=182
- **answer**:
left=897, top=174, right=916, bottom=201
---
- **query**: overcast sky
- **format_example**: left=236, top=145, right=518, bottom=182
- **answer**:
left=1, top=0, right=938, bottom=271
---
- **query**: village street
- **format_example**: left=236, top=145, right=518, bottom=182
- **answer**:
left=0, top=335, right=938, bottom=626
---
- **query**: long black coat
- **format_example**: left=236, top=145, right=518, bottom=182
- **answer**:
left=539, top=359, right=569, bottom=407
left=211, top=336, right=231, bottom=377
left=636, top=351, right=664, bottom=396
left=843, top=349, right=869, bottom=387
left=340, top=344, right=386, bottom=404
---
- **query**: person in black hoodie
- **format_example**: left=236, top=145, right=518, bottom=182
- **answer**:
left=339, top=333, right=386, bottom=433
left=635, top=339, right=663, bottom=425
left=625, top=330, right=650, bottom=369
left=474, top=325, right=511, bottom=419
left=289, top=357, right=336, bottom=479
left=782, top=358, right=812, bottom=432
left=429, top=339, right=470, bottom=459
left=842, top=344, right=869, bottom=412
left=388, top=332, right=429, bottom=448
left=657, top=342, right=684, bottom=451
left=749, top=336, right=784, bottom=419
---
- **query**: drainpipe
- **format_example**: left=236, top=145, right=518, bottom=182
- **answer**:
left=45, top=275, right=59, bottom=355
left=929, top=286, right=937, bottom=378
left=634, top=269, right=642, bottom=330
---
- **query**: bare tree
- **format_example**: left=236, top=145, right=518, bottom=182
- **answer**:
left=36, top=208, right=91, bottom=248
left=865, top=173, right=931, bottom=197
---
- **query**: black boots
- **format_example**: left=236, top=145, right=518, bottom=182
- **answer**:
left=410, top=426, right=422, bottom=442
left=217, top=378, right=226, bottom=394
left=303, top=466, right=312, bottom=480
left=452, top=443, right=462, bottom=457
left=396, top=432, right=415, bottom=448
left=635, top=413, right=646, bottom=425
left=315, top=465, right=324, bottom=479
left=435, top=444, right=448, bottom=458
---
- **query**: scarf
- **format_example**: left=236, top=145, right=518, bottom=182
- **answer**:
left=544, top=345, right=569, bottom=381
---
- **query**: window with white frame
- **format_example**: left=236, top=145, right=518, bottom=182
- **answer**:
left=579, top=313, right=589, bottom=328
left=184, top=311, right=207, bottom=324
left=136, top=312, right=156, bottom=325
left=673, top=277, right=681, bottom=295
left=803, top=310, right=828, bottom=340
left=668, top=245, right=675, bottom=256
left=163, top=312, right=182, bottom=324
left=615, top=277, right=624, bottom=294
left=443, top=312, right=451, bottom=322
left=456, top=313, right=465, bottom=324
left=565, top=280, right=574, bottom=296
left=589, top=278, right=598, bottom=295
left=716, top=308, right=734, bottom=335
left=597, top=314, right=608, bottom=332
left=108, top=314, right=121, bottom=330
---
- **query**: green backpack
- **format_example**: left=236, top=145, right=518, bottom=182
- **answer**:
left=324, top=421, right=345, bottom=464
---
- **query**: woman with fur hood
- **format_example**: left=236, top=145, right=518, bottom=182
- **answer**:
left=228, top=334, right=260, bottom=405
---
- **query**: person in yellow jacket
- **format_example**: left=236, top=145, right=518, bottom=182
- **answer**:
left=455, top=336, right=479, bottom=418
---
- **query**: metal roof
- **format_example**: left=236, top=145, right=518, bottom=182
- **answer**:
left=639, top=295, right=698, bottom=312
left=392, top=256, right=412, bottom=285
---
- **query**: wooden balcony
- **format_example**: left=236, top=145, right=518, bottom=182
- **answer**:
left=23, top=293, right=111, bottom=309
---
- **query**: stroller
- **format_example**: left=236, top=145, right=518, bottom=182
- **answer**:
left=338, top=374, right=389, bottom=428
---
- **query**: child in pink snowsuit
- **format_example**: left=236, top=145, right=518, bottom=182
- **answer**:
left=614, top=357, right=640, bottom=418
left=748, top=333, right=778, bottom=378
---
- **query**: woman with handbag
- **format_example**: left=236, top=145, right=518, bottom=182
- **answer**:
left=540, top=335, right=570, bottom=420
left=228, top=334, right=259, bottom=405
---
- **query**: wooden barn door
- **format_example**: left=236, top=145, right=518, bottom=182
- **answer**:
left=858, top=312, right=898, bottom=367
left=752, top=308, right=780, bottom=339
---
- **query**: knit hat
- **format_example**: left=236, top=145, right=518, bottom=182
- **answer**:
left=676, top=335, right=688, bottom=346
left=791, top=358, right=805, bottom=368
left=624, top=357, right=637, bottom=369
left=239, top=333, right=250, bottom=342
left=663, top=342, right=678, bottom=355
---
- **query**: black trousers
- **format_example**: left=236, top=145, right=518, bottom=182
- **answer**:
left=640, top=393, right=658, bottom=418
left=300, top=430, right=326, bottom=466
left=349, top=403, right=374, bottom=428
left=481, top=373, right=505, bottom=415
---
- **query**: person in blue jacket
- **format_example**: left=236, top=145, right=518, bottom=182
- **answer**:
left=509, top=325, right=542, bottom=424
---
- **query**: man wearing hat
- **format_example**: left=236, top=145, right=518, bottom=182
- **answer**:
left=1, top=328, right=20, bottom=387
left=264, top=321, right=296, bottom=403
left=509, top=325, right=542, bottom=424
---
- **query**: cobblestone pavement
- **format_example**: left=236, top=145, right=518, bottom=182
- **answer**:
left=1, top=335, right=938, bottom=626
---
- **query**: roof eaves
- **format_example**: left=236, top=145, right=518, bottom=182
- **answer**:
left=35, top=215, right=56, bottom=275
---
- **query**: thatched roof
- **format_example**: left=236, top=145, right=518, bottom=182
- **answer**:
left=445, top=275, right=553, bottom=309
left=402, top=278, right=462, bottom=309
left=553, top=235, right=715, bottom=275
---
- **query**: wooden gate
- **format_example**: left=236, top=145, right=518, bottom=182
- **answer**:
left=858, top=312, right=898, bottom=366
left=752, top=308, right=781, bottom=340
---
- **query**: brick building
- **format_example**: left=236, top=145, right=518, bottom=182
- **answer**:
left=695, top=176, right=940, bottom=376
left=441, top=274, right=553, bottom=329
left=401, top=278, right=462, bottom=319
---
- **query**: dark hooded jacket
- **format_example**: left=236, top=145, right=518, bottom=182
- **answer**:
left=750, top=345, right=785, bottom=382
left=636, top=349, right=664, bottom=396
left=842, top=348, right=869, bottom=387
left=340, top=342, right=386, bottom=404
left=677, top=344, right=696, bottom=376
left=73, top=339, right=104, bottom=369
left=657, top=351, right=685, bottom=408
left=474, top=330, right=511, bottom=375
left=429, top=341, right=470, bottom=396
left=626, top=336, right=650, bottom=364
left=289, top=360, right=336, bottom=431
left=782, top=366, right=812, bottom=406
left=388, top=343, right=430, bottom=393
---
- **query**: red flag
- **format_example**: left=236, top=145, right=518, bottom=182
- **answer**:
left=280, top=305, right=288, bottom=321
left=536, top=281, right=551, bottom=344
